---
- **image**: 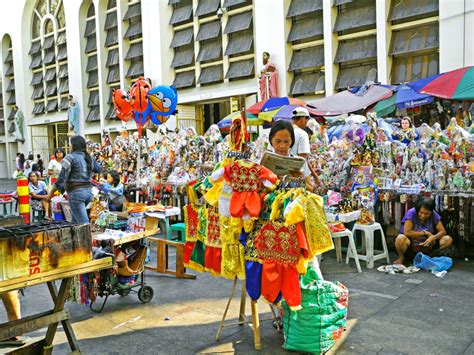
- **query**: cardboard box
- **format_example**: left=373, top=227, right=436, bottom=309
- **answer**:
left=0, top=223, right=92, bottom=282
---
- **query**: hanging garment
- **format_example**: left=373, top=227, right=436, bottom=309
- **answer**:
left=214, top=160, right=278, bottom=218
left=240, top=220, right=264, bottom=301
left=255, top=220, right=308, bottom=309
left=284, top=193, right=334, bottom=259
left=205, top=206, right=222, bottom=276
left=184, top=204, right=200, bottom=267
left=220, top=216, right=246, bottom=280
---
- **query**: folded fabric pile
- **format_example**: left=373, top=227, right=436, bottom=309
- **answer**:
left=377, top=264, right=420, bottom=274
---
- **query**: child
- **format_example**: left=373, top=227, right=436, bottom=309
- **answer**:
left=100, top=170, right=126, bottom=211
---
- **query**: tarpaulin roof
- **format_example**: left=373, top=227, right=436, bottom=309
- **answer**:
left=308, top=84, right=393, bottom=116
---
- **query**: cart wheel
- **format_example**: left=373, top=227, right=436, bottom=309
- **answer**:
left=117, top=288, right=131, bottom=297
left=138, top=286, right=154, bottom=303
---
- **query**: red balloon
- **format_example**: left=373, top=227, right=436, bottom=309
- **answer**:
left=112, top=89, right=134, bottom=116
left=115, top=110, right=133, bottom=122
left=130, top=77, right=150, bottom=113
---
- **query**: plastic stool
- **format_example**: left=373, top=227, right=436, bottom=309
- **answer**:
left=348, top=222, right=390, bottom=269
left=32, top=208, right=45, bottom=222
left=331, top=229, right=362, bottom=273
left=170, top=223, right=186, bottom=242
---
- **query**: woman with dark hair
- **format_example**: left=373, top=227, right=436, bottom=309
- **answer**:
left=269, top=120, right=295, bottom=156
left=47, top=148, right=66, bottom=175
left=47, top=135, right=101, bottom=224
left=268, top=120, right=314, bottom=191
left=394, top=197, right=453, bottom=265
left=99, top=170, right=125, bottom=211
left=28, top=171, right=52, bottom=220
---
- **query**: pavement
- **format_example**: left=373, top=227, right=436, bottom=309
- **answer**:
left=1, top=245, right=473, bottom=355
left=1, top=176, right=473, bottom=354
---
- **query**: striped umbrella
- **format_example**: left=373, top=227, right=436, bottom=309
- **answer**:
left=409, top=66, right=474, bottom=100
left=217, top=111, right=263, bottom=132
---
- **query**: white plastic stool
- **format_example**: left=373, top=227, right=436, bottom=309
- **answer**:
left=331, top=229, right=362, bottom=273
left=348, top=222, right=390, bottom=269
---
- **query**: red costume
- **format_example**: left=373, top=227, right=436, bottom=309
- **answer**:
left=224, top=161, right=278, bottom=218
left=255, top=221, right=308, bottom=308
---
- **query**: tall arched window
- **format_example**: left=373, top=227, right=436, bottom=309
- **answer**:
left=3, top=35, right=16, bottom=136
left=29, top=0, right=69, bottom=115
left=84, top=2, right=100, bottom=122
left=105, top=0, right=120, bottom=120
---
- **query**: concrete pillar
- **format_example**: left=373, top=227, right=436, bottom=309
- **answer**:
left=322, top=0, right=337, bottom=95
left=376, top=0, right=391, bottom=84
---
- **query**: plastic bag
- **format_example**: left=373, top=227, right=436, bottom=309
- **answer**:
left=283, top=265, right=348, bottom=354
left=413, top=252, right=453, bottom=272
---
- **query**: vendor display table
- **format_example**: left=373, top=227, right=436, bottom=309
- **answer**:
left=0, top=258, right=112, bottom=354
left=325, top=210, right=361, bottom=223
left=146, top=207, right=181, bottom=240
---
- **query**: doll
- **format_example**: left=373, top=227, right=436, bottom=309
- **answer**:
left=391, top=117, right=419, bottom=145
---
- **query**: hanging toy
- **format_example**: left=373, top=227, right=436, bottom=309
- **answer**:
left=130, top=77, right=151, bottom=113
left=147, top=85, right=178, bottom=125
left=112, top=89, right=134, bottom=122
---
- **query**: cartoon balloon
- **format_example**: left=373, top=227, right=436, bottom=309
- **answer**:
left=130, top=77, right=151, bottom=113
left=112, top=89, right=134, bottom=116
left=115, top=110, right=133, bottom=122
left=146, top=85, right=178, bottom=125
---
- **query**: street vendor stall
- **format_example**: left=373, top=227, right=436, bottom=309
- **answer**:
left=0, top=221, right=112, bottom=354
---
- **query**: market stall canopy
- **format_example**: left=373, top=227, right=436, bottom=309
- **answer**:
left=373, top=84, right=434, bottom=116
left=217, top=111, right=261, bottom=131
left=309, top=84, right=393, bottom=116
left=408, top=66, right=474, bottom=100
left=246, top=97, right=307, bottom=115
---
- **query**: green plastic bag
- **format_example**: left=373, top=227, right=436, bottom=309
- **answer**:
left=283, top=266, right=348, bottom=354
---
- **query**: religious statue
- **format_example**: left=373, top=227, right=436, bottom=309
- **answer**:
left=391, top=116, right=419, bottom=145
left=258, top=52, right=278, bottom=101
left=67, top=95, right=80, bottom=134
left=12, top=106, right=25, bottom=143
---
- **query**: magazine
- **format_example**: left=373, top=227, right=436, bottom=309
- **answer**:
left=260, top=151, right=305, bottom=176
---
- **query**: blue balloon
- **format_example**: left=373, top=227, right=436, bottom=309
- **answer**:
left=145, top=85, right=178, bottom=125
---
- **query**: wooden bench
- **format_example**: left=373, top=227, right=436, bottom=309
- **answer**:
left=146, top=237, right=196, bottom=279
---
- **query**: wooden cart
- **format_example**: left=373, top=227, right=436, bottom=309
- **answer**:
left=0, top=258, right=112, bottom=354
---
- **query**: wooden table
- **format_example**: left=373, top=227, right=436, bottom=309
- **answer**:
left=0, top=258, right=112, bottom=354
left=146, top=208, right=181, bottom=240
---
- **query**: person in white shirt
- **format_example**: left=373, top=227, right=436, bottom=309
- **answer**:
left=290, top=107, right=311, bottom=177
left=47, top=148, right=65, bottom=176
left=290, top=107, right=311, bottom=158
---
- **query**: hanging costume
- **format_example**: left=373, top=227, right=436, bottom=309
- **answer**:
left=255, top=220, right=308, bottom=309
left=204, top=206, right=222, bottom=276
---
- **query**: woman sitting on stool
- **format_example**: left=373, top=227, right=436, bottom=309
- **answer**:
left=394, top=197, right=453, bottom=265
left=28, top=171, right=52, bottom=220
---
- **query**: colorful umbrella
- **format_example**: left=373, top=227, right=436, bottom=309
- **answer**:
left=409, top=66, right=474, bottom=100
left=246, top=97, right=307, bottom=115
left=217, top=111, right=262, bottom=131
left=373, top=84, right=434, bottom=116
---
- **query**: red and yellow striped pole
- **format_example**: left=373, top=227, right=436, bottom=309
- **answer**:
left=17, top=177, right=30, bottom=224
